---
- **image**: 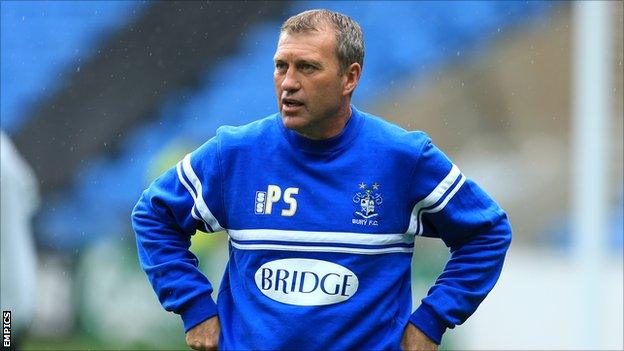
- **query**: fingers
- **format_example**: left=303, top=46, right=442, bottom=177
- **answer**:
left=186, top=336, right=218, bottom=351
left=185, top=316, right=221, bottom=350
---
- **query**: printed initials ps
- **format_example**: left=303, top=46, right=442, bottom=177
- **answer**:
left=255, top=185, right=299, bottom=216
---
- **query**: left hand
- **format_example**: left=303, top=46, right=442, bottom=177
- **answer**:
left=400, top=323, right=438, bottom=351
left=185, top=316, right=220, bottom=351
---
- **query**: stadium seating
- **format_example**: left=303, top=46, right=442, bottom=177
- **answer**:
left=1, top=1, right=144, bottom=133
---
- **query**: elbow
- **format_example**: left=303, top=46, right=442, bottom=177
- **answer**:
left=131, top=192, right=149, bottom=233
left=502, top=224, right=512, bottom=252
left=131, top=200, right=142, bottom=229
left=497, top=212, right=513, bottom=251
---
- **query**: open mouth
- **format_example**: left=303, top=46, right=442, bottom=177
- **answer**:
left=282, top=98, right=304, bottom=108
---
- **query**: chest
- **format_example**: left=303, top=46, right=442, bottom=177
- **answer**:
left=222, top=156, right=412, bottom=233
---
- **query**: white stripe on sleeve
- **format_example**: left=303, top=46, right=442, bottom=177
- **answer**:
left=176, top=161, right=212, bottom=232
left=181, top=154, right=224, bottom=232
left=406, top=164, right=464, bottom=236
left=416, top=174, right=466, bottom=235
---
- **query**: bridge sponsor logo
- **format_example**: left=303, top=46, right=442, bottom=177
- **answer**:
left=254, top=258, right=359, bottom=306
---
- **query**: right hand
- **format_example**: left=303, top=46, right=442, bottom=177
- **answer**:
left=185, top=315, right=220, bottom=351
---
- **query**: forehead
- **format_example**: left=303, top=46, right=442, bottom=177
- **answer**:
left=274, top=28, right=337, bottom=61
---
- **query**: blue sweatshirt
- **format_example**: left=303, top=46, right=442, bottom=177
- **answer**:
left=132, top=106, right=511, bottom=350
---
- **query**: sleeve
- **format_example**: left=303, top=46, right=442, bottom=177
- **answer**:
left=131, top=136, right=226, bottom=332
left=405, top=135, right=512, bottom=344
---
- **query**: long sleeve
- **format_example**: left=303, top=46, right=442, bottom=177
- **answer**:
left=406, top=136, right=512, bottom=344
left=131, top=137, right=226, bottom=332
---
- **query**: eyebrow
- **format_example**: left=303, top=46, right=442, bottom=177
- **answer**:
left=273, top=58, right=323, bottom=68
left=299, top=59, right=322, bottom=67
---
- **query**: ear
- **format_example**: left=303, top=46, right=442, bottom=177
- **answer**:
left=342, top=62, right=362, bottom=96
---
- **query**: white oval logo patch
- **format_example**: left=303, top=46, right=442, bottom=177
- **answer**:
left=254, top=258, right=359, bottom=306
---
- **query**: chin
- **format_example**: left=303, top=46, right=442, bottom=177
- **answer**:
left=281, top=114, right=307, bottom=130
left=283, top=119, right=313, bottom=137
left=281, top=113, right=306, bottom=126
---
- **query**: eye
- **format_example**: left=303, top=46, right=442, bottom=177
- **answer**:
left=275, top=61, right=287, bottom=71
left=300, top=63, right=316, bottom=73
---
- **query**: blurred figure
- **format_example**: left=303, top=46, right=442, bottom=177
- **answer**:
left=1, top=131, right=40, bottom=349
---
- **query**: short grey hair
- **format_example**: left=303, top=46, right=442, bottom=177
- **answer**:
left=280, top=9, right=364, bottom=75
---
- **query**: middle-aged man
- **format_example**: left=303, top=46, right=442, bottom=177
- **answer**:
left=132, top=9, right=512, bottom=351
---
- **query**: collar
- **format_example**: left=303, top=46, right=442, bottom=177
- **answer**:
left=277, top=105, right=364, bottom=154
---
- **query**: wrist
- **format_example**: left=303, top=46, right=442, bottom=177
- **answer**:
left=180, top=294, right=218, bottom=332
left=408, top=304, right=447, bottom=345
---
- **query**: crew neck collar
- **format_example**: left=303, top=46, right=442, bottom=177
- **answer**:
left=277, top=105, right=364, bottom=154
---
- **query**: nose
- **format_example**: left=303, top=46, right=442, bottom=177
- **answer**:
left=281, top=67, right=300, bottom=93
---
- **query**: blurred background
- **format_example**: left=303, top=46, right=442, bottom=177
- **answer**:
left=1, top=1, right=622, bottom=350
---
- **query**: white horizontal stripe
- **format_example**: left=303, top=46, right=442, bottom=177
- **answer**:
left=417, top=174, right=466, bottom=235
left=176, top=161, right=211, bottom=232
left=228, top=229, right=414, bottom=246
left=407, top=164, right=462, bottom=235
left=182, top=154, right=224, bottom=232
left=231, top=241, right=413, bottom=255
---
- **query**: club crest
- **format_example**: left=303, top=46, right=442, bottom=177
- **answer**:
left=352, top=182, right=382, bottom=226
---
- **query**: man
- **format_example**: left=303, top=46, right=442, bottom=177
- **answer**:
left=132, top=9, right=511, bottom=351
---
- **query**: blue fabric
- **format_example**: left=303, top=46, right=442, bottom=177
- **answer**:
left=132, top=107, right=511, bottom=349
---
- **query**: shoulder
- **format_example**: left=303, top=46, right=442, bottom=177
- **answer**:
left=192, top=113, right=279, bottom=158
left=215, top=113, right=279, bottom=144
left=359, top=110, right=432, bottom=160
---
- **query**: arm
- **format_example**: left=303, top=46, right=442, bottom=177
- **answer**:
left=131, top=139, right=226, bottom=339
left=405, top=137, right=512, bottom=345
left=401, top=323, right=438, bottom=351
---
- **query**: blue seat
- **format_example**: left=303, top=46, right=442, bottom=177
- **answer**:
left=1, top=1, right=145, bottom=133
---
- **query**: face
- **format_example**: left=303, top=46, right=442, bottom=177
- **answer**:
left=273, top=27, right=359, bottom=139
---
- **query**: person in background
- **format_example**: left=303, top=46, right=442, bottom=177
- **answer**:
left=1, top=131, right=40, bottom=350
left=133, top=9, right=511, bottom=351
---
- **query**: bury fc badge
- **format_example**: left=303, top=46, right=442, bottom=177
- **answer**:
left=352, top=182, right=382, bottom=226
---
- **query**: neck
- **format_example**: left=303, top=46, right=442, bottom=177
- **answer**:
left=298, top=104, right=352, bottom=140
